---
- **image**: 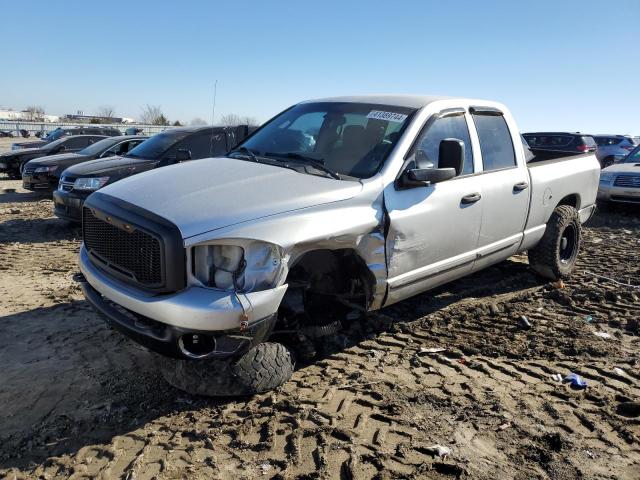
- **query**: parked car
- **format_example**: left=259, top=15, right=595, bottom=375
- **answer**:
left=592, top=135, right=638, bottom=168
left=0, top=130, right=13, bottom=138
left=598, top=144, right=640, bottom=205
left=53, top=125, right=252, bottom=222
left=522, top=132, right=598, bottom=162
left=75, top=95, right=599, bottom=396
left=11, top=126, right=121, bottom=150
left=21, top=135, right=147, bottom=192
left=0, top=135, right=107, bottom=179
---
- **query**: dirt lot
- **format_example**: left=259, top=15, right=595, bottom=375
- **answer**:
left=0, top=176, right=639, bottom=480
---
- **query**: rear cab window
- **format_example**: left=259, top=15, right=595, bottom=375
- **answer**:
left=471, top=110, right=516, bottom=171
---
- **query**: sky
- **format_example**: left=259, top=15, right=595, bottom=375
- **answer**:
left=1, top=0, right=639, bottom=133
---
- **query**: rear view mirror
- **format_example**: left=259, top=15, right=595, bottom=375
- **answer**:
left=176, top=149, right=191, bottom=162
left=438, top=138, right=465, bottom=175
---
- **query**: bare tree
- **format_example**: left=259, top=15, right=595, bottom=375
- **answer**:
left=24, top=105, right=45, bottom=121
left=139, top=104, right=165, bottom=125
left=218, top=113, right=257, bottom=126
left=96, top=105, right=115, bottom=119
left=190, top=117, right=208, bottom=126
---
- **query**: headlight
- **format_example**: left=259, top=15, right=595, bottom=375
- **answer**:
left=191, top=241, right=284, bottom=292
left=73, top=177, right=110, bottom=191
left=34, top=165, right=58, bottom=174
left=599, top=172, right=614, bottom=184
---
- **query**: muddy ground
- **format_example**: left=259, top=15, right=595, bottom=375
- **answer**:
left=0, top=177, right=639, bottom=480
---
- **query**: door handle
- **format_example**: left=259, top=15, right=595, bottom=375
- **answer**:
left=513, top=181, right=529, bottom=191
left=461, top=192, right=481, bottom=204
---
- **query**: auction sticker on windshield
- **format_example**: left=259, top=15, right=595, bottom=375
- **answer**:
left=367, top=110, right=408, bottom=123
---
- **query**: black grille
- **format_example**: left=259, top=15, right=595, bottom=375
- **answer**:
left=614, top=175, right=640, bottom=188
left=83, top=207, right=163, bottom=287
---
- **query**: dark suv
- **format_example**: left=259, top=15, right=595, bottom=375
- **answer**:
left=53, top=125, right=254, bottom=223
left=11, top=126, right=122, bottom=151
left=522, top=132, right=598, bottom=162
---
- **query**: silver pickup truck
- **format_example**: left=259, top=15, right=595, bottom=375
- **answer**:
left=77, top=95, right=600, bottom=395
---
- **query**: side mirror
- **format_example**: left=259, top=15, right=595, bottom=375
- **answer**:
left=438, top=138, right=465, bottom=176
left=399, top=167, right=456, bottom=188
left=176, top=149, right=191, bottom=162
left=101, top=150, right=114, bottom=158
left=57, top=145, right=66, bottom=152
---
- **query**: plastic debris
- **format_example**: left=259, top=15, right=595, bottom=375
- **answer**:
left=613, top=367, right=626, bottom=377
left=420, top=347, right=447, bottom=354
left=552, top=280, right=565, bottom=289
left=497, top=422, right=511, bottom=431
left=518, top=315, right=532, bottom=329
left=551, top=373, right=563, bottom=382
left=593, top=331, right=611, bottom=339
left=563, top=373, right=587, bottom=389
left=584, top=315, right=593, bottom=323
left=425, top=444, right=452, bottom=457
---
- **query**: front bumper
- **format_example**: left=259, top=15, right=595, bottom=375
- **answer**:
left=598, top=183, right=640, bottom=204
left=22, top=173, right=57, bottom=191
left=53, top=189, right=87, bottom=222
left=79, top=245, right=288, bottom=358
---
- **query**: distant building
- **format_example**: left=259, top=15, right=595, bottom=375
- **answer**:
left=0, top=109, right=59, bottom=122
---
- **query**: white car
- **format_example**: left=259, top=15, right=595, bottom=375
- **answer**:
left=598, top=145, right=640, bottom=205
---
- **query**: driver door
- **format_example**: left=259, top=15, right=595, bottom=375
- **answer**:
left=383, top=111, right=482, bottom=305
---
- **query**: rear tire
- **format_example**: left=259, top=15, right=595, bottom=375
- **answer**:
left=528, top=205, right=581, bottom=280
left=157, top=342, right=294, bottom=396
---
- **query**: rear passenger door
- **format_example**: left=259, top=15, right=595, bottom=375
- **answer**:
left=470, top=108, right=530, bottom=271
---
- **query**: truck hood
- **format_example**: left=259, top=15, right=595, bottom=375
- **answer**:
left=97, top=157, right=363, bottom=239
left=64, top=155, right=156, bottom=177
left=603, top=162, right=640, bottom=174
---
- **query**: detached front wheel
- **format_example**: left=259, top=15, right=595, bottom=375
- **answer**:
left=528, top=205, right=581, bottom=280
left=156, top=342, right=295, bottom=396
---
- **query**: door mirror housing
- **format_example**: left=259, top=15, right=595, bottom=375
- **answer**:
left=398, top=167, right=456, bottom=188
left=438, top=138, right=465, bottom=175
left=176, top=149, right=191, bottom=162
left=57, top=145, right=66, bottom=152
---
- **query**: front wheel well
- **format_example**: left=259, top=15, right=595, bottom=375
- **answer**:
left=277, top=249, right=376, bottom=328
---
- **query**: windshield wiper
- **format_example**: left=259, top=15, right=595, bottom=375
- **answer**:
left=269, top=152, right=341, bottom=179
left=228, top=147, right=260, bottom=163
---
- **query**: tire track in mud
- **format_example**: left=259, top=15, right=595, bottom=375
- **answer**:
left=1, top=184, right=639, bottom=479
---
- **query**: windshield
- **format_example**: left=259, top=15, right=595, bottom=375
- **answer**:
left=624, top=145, right=640, bottom=163
left=78, top=137, right=120, bottom=156
left=125, top=130, right=188, bottom=159
left=236, top=102, right=416, bottom=178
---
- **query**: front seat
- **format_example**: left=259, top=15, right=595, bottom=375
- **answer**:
left=327, top=125, right=369, bottom=173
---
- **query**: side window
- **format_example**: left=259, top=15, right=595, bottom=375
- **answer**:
left=183, top=133, right=222, bottom=159
left=64, top=136, right=89, bottom=149
left=472, top=114, right=516, bottom=171
left=210, top=133, right=228, bottom=156
left=123, top=140, right=143, bottom=153
left=414, top=114, right=474, bottom=175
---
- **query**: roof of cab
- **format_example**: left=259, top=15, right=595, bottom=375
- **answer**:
left=304, top=94, right=455, bottom=109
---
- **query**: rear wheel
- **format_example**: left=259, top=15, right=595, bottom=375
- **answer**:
left=156, top=342, right=295, bottom=396
left=528, top=205, right=581, bottom=280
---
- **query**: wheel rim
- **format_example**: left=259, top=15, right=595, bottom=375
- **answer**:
left=559, top=224, right=577, bottom=264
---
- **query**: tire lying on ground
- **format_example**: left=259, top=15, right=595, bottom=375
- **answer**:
left=156, top=342, right=295, bottom=396
left=528, top=205, right=582, bottom=280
